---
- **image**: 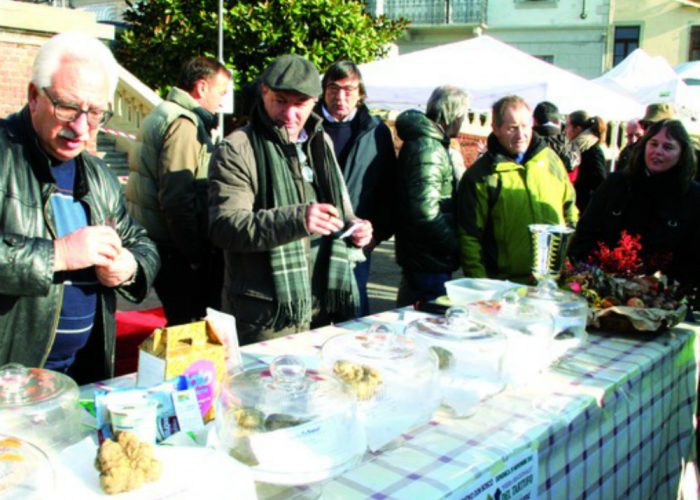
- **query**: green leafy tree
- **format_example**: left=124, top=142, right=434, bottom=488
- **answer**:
left=116, top=0, right=407, bottom=99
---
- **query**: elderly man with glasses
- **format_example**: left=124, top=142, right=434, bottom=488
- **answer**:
left=0, top=32, right=159, bottom=384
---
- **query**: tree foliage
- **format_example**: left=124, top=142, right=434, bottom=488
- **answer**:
left=115, top=0, right=407, bottom=98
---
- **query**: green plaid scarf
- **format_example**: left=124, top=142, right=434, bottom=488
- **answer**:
left=249, top=104, right=358, bottom=330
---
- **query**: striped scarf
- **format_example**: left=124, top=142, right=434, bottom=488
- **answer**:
left=249, top=104, right=358, bottom=330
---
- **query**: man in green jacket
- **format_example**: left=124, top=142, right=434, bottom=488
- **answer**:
left=127, top=57, right=231, bottom=326
left=0, top=33, right=159, bottom=384
left=456, top=95, right=578, bottom=283
left=208, top=55, right=372, bottom=345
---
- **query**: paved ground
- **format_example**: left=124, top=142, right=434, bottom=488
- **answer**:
left=118, top=239, right=403, bottom=314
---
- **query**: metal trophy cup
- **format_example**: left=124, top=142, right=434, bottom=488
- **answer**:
left=529, top=224, right=575, bottom=296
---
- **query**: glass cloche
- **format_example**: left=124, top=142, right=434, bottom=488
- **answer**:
left=404, top=307, right=508, bottom=417
left=0, top=364, right=82, bottom=453
left=467, top=293, right=556, bottom=386
left=320, top=324, right=441, bottom=451
left=0, top=434, right=55, bottom=499
left=215, top=355, right=366, bottom=486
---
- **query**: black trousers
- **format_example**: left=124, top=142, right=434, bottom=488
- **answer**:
left=153, top=245, right=223, bottom=326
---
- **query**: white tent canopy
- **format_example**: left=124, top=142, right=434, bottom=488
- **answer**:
left=595, top=49, right=700, bottom=120
left=675, top=61, right=700, bottom=86
left=359, top=35, right=644, bottom=121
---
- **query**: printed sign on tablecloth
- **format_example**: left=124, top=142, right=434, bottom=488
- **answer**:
left=463, top=446, right=538, bottom=500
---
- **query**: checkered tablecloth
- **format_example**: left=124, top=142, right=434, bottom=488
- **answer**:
left=83, top=308, right=697, bottom=499
left=241, top=309, right=697, bottom=499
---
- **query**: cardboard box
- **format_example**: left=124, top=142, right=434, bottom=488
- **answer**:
left=137, top=321, right=225, bottom=422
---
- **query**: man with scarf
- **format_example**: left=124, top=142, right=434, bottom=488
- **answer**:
left=127, top=57, right=231, bottom=325
left=456, top=95, right=578, bottom=283
left=208, top=55, right=372, bottom=345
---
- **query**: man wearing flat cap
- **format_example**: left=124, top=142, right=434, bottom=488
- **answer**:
left=209, top=54, right=372, bottom=345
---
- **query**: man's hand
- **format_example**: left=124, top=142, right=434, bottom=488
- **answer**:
left=95, top=247, right=138, bottom=287
left=306, top=203, right=344, bottom=236
left=349, top=219, right=373, bottom=248
left=53, top=226, right=122, bottom=272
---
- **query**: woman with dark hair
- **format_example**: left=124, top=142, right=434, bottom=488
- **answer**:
left=569, top=120, right=700, bottom=288
left=565, top=110, right=608, bottom=212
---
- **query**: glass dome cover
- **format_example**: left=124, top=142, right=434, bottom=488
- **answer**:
left=467, top=292, right=555, bottom=337
left=404, top=307, right=508, bottom=417
left=406, top=306, right=506, bottom=343
left=216, top=356, right=366, bottom=486
left=0, top=363, right=78, bottom=407
left=0, top=364, right=81, bottom=452
left=0, top=434, right=55, bottom=499
left=467, top=293, right=558, bottom=386
left=320, top=324, right=440, bottom=451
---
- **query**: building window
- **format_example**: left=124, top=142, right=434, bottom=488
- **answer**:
left=690, top=26, right=700, bottom=61
left=613, top=26, right=640, bottom=66
left=534, top=55, right=554, bottom=64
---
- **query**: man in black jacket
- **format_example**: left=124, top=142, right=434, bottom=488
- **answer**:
left=532, top=101, right=578, bottom=174
left=316, top=60, right=397, bottom=315
left=0, top=33, right=159, bottom=383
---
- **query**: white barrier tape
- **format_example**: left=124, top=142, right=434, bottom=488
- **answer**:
left=100, top=127, right=137, bottom=141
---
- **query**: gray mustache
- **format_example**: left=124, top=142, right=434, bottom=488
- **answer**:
left=58, top=129, right=78, bottom=140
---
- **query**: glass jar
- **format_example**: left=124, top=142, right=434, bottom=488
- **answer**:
left=0, top=364, right=82, bottom=453
left=320, top=324, right=440, bottom=451
left=404, top=307, right=507, bottom=417
left=216, top=355, right=366, bottom=486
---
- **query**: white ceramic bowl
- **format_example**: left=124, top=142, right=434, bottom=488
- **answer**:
left=445, top=278, right=519, bottom=305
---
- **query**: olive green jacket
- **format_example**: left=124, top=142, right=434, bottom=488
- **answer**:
left=456, top=133, right=578, bottom=282
left=126, top=87, right=212, bottom=262
left=394, top=109, right=459, bottom=273
left=0, top=107, right=160, bottom=383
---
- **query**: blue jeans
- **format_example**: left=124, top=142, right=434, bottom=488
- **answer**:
left=397, top=271, right=452, bottom=307
left=354, top=255, right=371, bottom=316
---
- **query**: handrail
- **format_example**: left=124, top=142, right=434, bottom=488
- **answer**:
left=106, top=64, right=163, bottom=154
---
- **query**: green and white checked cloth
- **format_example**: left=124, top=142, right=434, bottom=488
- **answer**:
left=83, top=308, right=696, bottom=499
left=242, top=309, right=697, bottom=499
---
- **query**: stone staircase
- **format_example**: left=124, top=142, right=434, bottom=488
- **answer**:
left=97, top=132, right=130, bottom=181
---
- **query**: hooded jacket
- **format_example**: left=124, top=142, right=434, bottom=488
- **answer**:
left=456, top=133, right=578, bottom=282
left=394, top=109, right=459, bottom=273
left=0, top=107, right=159, bottom=382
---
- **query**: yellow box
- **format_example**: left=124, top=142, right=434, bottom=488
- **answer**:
left=137, top=321, right=225, bottom=422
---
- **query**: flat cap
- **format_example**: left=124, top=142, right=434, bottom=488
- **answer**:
left=642, top=103, right=675, bottom=124
left=261, top=54, right=321, bottom=97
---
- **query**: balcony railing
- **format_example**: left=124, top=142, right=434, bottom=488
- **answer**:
left=366, top=0, right=487, bottom=25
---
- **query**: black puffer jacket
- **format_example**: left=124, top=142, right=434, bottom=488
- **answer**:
left=394, top=109, right=459, bottom=273
left=0, top=107, right=160, bottom=383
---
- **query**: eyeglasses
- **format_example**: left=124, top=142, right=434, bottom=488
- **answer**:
left=41, top=88, right=113, bottom=127
left=327, top=83, right=359, bottom=95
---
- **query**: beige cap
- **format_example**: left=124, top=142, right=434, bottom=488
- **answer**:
left=641, top=103, right=675, bottom=124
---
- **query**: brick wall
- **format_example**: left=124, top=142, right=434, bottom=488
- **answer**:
left=387, top=119, right=488, bottom=169
left=0, top=34, right=48, bottom=118
left=454, top=133, right=487, bottom=169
